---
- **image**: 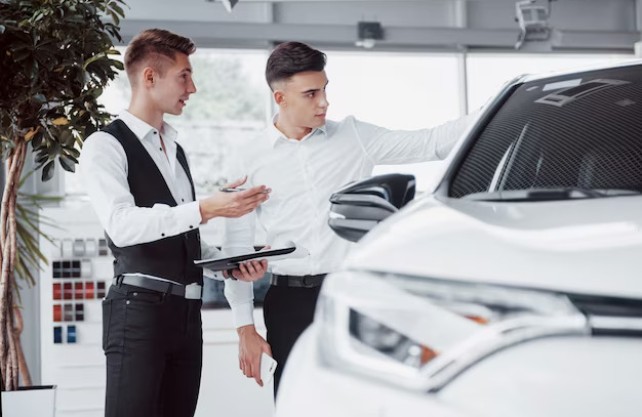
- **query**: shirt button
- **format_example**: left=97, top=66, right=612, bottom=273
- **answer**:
left=153, top=131, right=157, bottom=135
left=189, top=225, right=193, bottom=229
left=181, top=198, right=185, bottom=202
left=161, top=233, right=165, bottom=237
left=159, top=147, right=163, bottom=151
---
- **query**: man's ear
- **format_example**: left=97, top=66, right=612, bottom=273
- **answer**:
left=142, top=66, right=155, bottom=87
left=274, top=90, right=285, bottom=107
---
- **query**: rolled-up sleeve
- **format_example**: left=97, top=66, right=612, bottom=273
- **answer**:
left=353, top=113, right=476, bottom=165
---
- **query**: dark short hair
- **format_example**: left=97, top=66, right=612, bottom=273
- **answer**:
left=124, top=28, right=196, bottom=80
left=265, top=42, right=326, bottom=90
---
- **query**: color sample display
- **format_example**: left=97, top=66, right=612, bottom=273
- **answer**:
left=51, top=237, right=112, bottom=346
left=67, top=325, right=77, bottom=344
left=97, top=281, right=106, bottom=298
left=85, top=282, right=95, bottom=299
left=53, top=326, right=62, bottom=344
left=53, top=305, right=62, bottom=322
left=75, top=304, right=84, bottom=321
left=53, top=283, right=61, bottom=300
left=98, top=238, right=109, bottom=256
left=63, top=304, right=74, bottom=322
left=63, top=283, right=73, bottom=300
left=74, top=282, right=84, bottom=300
left=72, top=239, right=85, bottom=257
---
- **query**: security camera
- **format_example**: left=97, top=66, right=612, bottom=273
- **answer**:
left=516, top=1, right=549, bottom=35
left=515, top=0, right=552, bottom=49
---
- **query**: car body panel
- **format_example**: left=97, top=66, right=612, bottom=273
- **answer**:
left=348, top=194, right=642, bottom=298
left=276, top=326, right=473, bottom=417
left=277, top=324, right=642, bottom=417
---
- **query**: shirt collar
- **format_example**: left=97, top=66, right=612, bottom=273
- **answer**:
left=118, top=110, right=178, bottom=144
left=267, top=113, right=327, bottom=148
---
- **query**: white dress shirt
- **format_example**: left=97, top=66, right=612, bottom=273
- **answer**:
left=223, top=114, right=474, bottom=327
left=79, top=110, right=221, bottom=280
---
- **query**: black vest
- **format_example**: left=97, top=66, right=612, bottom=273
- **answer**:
left=102, top=119, right=203, bottom=286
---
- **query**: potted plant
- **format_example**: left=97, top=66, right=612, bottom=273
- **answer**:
left=0, top=0, right=126, bottom=411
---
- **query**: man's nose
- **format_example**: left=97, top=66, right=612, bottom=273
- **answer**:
left=319, top=94, right=329, bottom=109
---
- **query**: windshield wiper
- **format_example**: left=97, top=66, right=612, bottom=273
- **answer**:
left=527, top=187, right=605, bottom=200
left=463, top=187, right=641, bottom=202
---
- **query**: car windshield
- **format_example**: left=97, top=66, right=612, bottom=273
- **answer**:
left=450, top=64, right=642, bottom=201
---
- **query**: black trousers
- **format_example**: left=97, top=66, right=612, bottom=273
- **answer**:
left=102, top=283, right=203, bottom=417
left=263, top=284, right=322, bottom=397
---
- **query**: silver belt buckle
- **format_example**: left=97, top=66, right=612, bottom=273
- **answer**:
left=185, top=283, right=202, bottom=300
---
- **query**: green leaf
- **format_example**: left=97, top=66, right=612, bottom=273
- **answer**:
left=63, top=147, right=81, bottom=158
left=41, top=160, right=55, bottom=181
left=110, top=3, right=125, bottom=18
left=31, top=130, right=44, bottom=148
left=83, top=52, right=106, bottom=70
left=110, top=59, right=124, bottom=71
left=108, top=10, right=120, bottom=26
left=14, top=259, right=36, bottom=288
left=58, top=155, right=76, bottom=172
left=16, top=220, right=45, bottom=254
left=16, top=204, right=62, bottom=230
left=34, top=148, right=48, bottom=160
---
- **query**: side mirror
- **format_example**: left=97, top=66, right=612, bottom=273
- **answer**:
left=328, top=173, right=416, bottom=242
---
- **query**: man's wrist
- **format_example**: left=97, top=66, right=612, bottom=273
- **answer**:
left=198, top=200, right=210, bottom=223
left=237, top=324, right=257, bottom=337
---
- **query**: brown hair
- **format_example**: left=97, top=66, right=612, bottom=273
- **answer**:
left=124, top=28, right=196, bottom=81
left=265, top=42, right=326, bottom=90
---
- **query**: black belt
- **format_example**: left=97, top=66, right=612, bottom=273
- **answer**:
left=270, top=273, right=326, bottom=288
left=113, top=275, right=202, bottom=300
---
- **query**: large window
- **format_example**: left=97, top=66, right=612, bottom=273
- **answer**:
left=324, top=51, right=462, bottom=191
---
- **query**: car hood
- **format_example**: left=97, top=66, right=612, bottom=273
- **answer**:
left=346, top=195, right=642, bottom=298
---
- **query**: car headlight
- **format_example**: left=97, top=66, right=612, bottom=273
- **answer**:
left=316, top=270, right=589, bottom=392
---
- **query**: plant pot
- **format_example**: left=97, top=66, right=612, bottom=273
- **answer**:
left=1, top=385, right=56, bottom=417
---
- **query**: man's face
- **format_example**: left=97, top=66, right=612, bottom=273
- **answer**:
left=150, top=52, right=197, bottom=116
left=277, top=70, right=329, bottom=129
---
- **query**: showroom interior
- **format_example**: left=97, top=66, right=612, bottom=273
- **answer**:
left=2, top=0, right=642, bottom=416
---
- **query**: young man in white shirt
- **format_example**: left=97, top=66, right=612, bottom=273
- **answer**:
left=223, top=41, right=474, bottom=396
left=79, top=29, right=269, bottom=417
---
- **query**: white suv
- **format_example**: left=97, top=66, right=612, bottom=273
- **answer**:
left=276, top=60, right=642, bottom=417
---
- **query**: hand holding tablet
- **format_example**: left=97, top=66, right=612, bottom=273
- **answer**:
left=194, top=241, right=309, bottom=272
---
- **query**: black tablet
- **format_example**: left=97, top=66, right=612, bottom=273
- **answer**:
left=194, top=246, right=296, bottom=271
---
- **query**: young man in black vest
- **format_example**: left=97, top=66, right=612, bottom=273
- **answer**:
left=79, top=29, right=270, bottom=417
